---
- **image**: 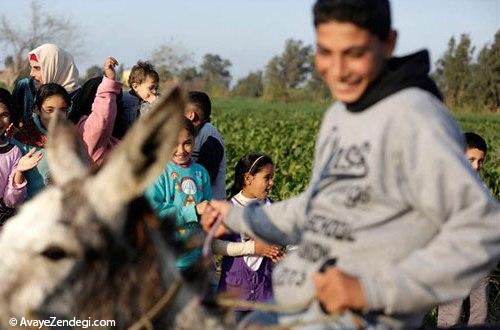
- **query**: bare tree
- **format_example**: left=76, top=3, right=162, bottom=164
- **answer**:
left=150, top=40, right=194, bottom=81
left=0, top=0, right=84, bottom=86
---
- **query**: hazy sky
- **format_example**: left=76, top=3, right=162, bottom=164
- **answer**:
left=1, top=0, right=498, bottom=80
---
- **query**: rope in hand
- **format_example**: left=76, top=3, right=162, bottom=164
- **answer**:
left=198, top=208, right=366, bottom=329
left=245, top=313, right=358, bottom=330
left=217, top=296, right=314, bottom=314
left=217, top=297, right=366, bottom=330
left=202, top=214, right=223, bottom=257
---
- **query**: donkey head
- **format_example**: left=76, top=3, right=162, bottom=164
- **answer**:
left=0, top=86, right=201, bottom=327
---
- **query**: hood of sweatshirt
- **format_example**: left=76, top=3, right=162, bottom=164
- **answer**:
left=346, top=50, right=442, bottom=113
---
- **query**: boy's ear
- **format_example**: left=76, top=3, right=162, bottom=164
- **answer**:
left=131, top=82, right=138, bottom=90
left=185, top=110, right=200, bottom=123
left=383, top=29, right=398, bottom=58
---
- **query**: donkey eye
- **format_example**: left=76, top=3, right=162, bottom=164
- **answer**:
left=41, top=246, right=68, bottom=261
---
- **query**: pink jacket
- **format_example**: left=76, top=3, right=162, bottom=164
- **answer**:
left=76, top=76, right=121, bottom=166
left=0, top=145, right=27, bottom=208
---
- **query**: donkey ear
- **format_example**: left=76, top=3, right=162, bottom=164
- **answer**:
left=87, top=85, right=184, bottom=219
left=46, top=111, right=91, bottom=186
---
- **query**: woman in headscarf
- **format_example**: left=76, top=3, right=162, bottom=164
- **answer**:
left=11, top=43, right=81, bottom=126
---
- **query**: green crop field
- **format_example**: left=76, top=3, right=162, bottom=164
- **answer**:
left=212, top=97, right=500, bottom=326
left=212, top=97, right=500, bottom=200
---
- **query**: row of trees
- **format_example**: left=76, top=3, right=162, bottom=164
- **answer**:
left=434, top=31, right=499, bottom=112
left=81, top=47, right=233, bottom=98
left=150, top=31, right=499, bottom=110
left=147, top=39, right=331, bottom=102
left=1, top=1, right=497, bottom=110
left=232, top=31, right=499, bottom=111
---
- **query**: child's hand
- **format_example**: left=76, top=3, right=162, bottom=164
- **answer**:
left=103, top=57, right=119, bottom=81
left=17, top=148, right=43, bottom=172
left=254, top=239, right=284, bottom=261
left=145, top=93, right=157, bottom=104
left=200, top=200, right=231, bottom=237
left=196, top=200, right=209, bottom=215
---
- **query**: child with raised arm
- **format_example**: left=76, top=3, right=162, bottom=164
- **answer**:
left=0, top=89, right=42, bottom=224
left=216, top=154, right=283, bottom=321
left=74, top=57, right=121, bottom=165
left=145, top=118, right=212, bottom=271
left=12, top=57, right=121, bottom=198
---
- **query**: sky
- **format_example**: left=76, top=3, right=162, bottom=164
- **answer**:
left=0, top=0, right=498, bottom=80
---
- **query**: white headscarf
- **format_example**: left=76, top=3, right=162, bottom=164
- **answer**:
left=28, top=43, right=80, bottom=93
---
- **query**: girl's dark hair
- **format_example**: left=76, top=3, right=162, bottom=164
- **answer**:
left=0, top=88, right=14, bottom=114
left=181, top=117, right=195, bottom=137
left=313, top=0, right=392, bottom=41
left=229, top=153, right=273, bottom=199
left=34, top=83, right=71, bottom=114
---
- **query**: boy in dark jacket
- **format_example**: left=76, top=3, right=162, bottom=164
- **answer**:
left=185, top=91, right=227, bottom=200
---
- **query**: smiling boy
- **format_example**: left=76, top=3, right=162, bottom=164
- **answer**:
left=201, top=0, right=500, bottom=328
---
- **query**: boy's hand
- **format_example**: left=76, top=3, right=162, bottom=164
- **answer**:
left=196, top=200, right=209, bottom=215
left=145, top=93, right=157, bottom=104
left=254, top=239, right=284, bottom=261
left=17, top=148, right=43, bottom=172
left=200, top=200, right=231, bottom=237
left=103, top=57, right=119, bottom=81
left=312, top=267, right=366, bottom=314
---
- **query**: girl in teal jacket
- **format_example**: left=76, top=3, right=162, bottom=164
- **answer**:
left=146, top=118, right=212, bottom=271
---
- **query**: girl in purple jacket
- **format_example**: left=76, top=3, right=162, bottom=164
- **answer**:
left=217, top=154, right=284, bottom=321
left=0, top=89, right=42, bottom=224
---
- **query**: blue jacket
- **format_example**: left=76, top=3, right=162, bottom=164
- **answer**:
left=145, top=161, right=212, bottom=270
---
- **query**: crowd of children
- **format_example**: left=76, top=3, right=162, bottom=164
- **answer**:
left=0, top=42, right=286, bottom=317
left=0, top=0, right=499, bottom=327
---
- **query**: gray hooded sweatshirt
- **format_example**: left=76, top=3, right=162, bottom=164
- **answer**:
left=224, top=51, right=500, bottom=329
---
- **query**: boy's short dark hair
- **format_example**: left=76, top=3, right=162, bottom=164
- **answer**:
left=128, top=61, right=159, bottom=88
left=313, top=0, right=392, bottom=41
left=182, top=117, right=196, bottom=137
left=465, top=132, right=487, bottom=154
left=187, top=91, right=211, bottom=122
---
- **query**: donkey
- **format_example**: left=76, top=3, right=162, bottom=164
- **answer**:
left=0, top=86, right=228, bottom=329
